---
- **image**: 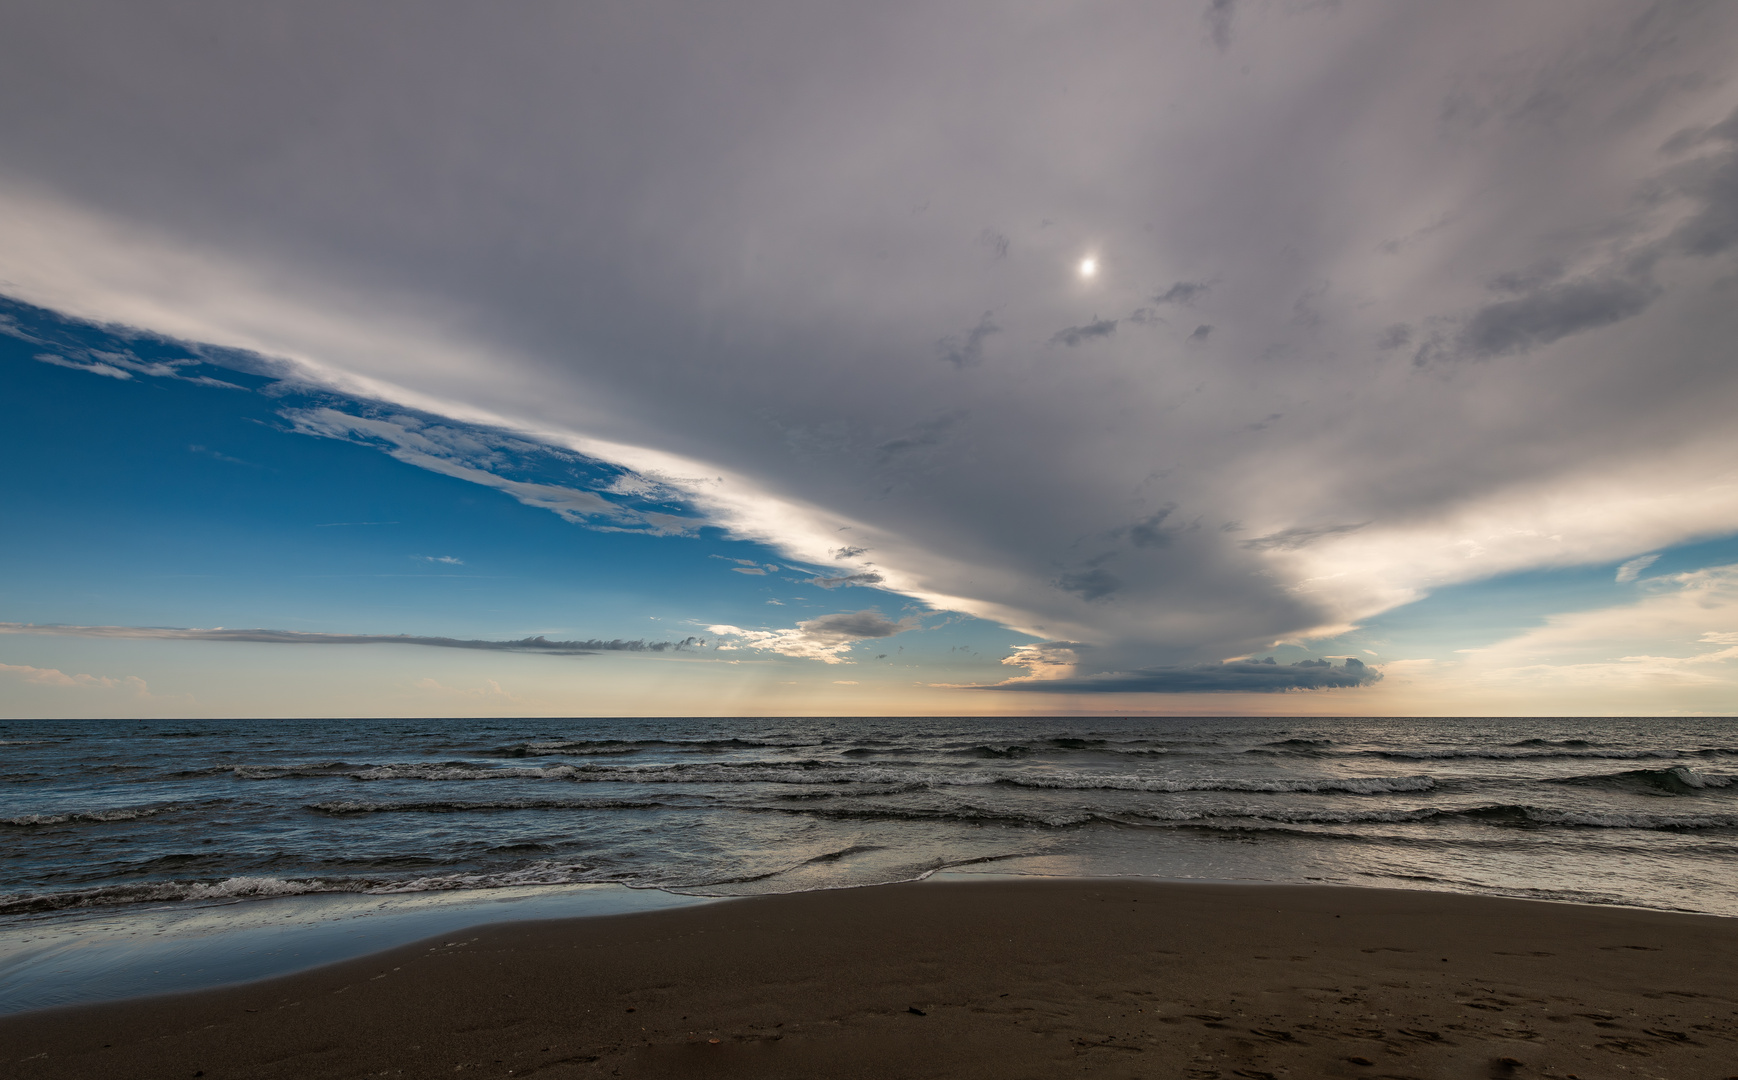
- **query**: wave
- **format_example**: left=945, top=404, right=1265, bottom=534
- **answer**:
left=0, top=859, right=622, bottom=916
left=308, top=798, right=666, bottom=814
left=1363, top=747, right=1738, bottom=761
left=0, top=875, right=329, bottom=916
left=946, top=744, right=1036, bottom=758
left=840, top=747, right=929, bottom=757
left=1428, top=804, right=1738, bottom=830
left=991, top=773, right=1435, bottom=795
left=2, top=803, right=187, bottom=827
left=1546, top=766, right=1734, bottom=796
left=791, top=800, right=1738, bottom=832
left=1244, top=744, right=1735, bottom=762
left=489, top=737, right=812, bottom=757
left=1179, top=802, right=1738, bottom=830
left=271, top=759, right=1436, bottom=795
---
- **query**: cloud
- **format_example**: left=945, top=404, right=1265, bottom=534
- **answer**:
left=1204, top=0, right=1237, bottom=52
left=36, top=352, right=131, bottom=379
left=1153, top=281, right=1209, bottom=305
left=982, top=656, right=1380, bottom=694
left=938, top=312, right=999, bottom=368
left=874, top=410, right=967, bottom=463
left=707, top=609, right=919, bottom=664
left=26, top=330, right=243, bottom=387
left=1615, top=553, right=1660, bottom=583
left=3, top=4, right=1738, bottom=700
left=1388, top=564, right=1738, bottom=712
left=1128, top=509, right=1176, bottom=548
left=1050, top=319, right=1117, bottom=347
left=411, top=677, right=529, bottom=702
left=0, top=623, right=696, bottom=655
left=1057, top=567, right=1120, bottom=601
left=0, top=661, right=151, bottom=695
left=1448, top=275, right=1662, bottom=361
left=284, top=407, right=702, bottom=537
left=1242, top=523, right=1368, bottom=552
left=807, top=571, right=885, bottom=589
left=416, top=555, right=464, bottom=565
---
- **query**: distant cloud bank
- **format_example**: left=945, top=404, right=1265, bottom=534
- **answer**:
left=0, top=623, right=696, bottom=656
left=985, top=656, right=1381, bottom=694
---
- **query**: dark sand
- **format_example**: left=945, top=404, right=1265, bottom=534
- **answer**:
left=3, top=880, right=1735, bottom=1079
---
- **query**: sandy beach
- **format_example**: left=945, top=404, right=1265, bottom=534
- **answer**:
left=3, top=879, right=1734, bottom=1079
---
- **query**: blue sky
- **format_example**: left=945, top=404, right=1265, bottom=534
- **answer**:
left=2, top=298, right=1041, bottom=715
left=3, top=2, right=1738, bottom=716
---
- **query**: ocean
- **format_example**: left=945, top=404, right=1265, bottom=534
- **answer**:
left=3, top=715, right=1735, bottom=1009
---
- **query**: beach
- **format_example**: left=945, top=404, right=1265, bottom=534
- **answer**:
left=3, top=879, right=1734, bottom=1079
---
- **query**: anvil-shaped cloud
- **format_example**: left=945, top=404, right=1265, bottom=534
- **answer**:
left=3, top=2, right=1738, bottom=689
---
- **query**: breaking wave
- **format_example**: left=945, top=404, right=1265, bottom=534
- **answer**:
left=2, top=803, right=188, bottom=827
left=793, top=801, right=1738, bottom=832
left=1546, top=766, right=1734, bottom=796
left=308, top=798, right=666, bottom=814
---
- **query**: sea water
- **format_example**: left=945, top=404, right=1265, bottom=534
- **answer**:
left=3, top=715, right=1735, bottom=1009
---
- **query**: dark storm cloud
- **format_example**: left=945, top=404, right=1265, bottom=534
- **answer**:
left=1187, top=324, right=1212, bottom=342
left=988, top=656, right=1379, bottom=694
left=1049, top=319, right=1117, bottom=347
left=0, top=623, right=697, bottom=655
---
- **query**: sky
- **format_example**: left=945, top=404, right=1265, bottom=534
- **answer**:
left=2, top=0, right=1737, bottom=718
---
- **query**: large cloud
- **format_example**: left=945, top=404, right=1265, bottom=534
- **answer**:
left=3, top=1, right=1738, bottom=686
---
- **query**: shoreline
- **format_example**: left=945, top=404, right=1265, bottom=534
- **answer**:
left=9, top=867, right=1728, bottom=1019
left=3, top=878, right=1735, bottom=1079
left=0, top=881, right=718, bottom=1017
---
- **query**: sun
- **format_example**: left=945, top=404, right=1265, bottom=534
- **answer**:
left=1078, top=256, right=1098, bottom=279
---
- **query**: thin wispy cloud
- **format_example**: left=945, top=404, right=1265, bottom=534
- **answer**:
left=0, top=623, right=697, bottom=656
left=1615, top=554, right=1659, bottom=584
left=0, top=660, right=152, bottom=695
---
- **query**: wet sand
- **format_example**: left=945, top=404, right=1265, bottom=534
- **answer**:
left=2, top=879, right=1735, bottom=1079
